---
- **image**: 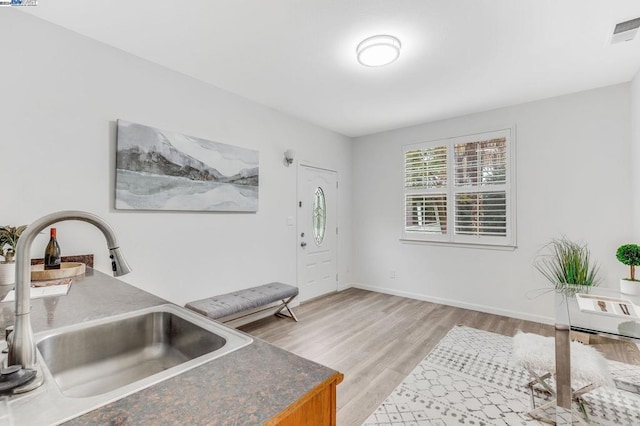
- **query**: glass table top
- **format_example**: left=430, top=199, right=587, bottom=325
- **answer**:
left=559, top=285, right=640, bottom=341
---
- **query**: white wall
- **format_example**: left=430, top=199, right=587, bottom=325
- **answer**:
left=0, top=10, right=352, bottom=305
left=1, top=9, right=635, bottom=325
left=632, top=72, right=640, bottom=241
left=352, top=84, right=632, bottom=323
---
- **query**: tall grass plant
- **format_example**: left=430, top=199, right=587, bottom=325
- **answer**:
left=535, top=238, right=600, bottom=289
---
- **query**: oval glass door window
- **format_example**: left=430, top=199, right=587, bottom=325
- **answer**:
left=313, top=187, right=326, bottom=245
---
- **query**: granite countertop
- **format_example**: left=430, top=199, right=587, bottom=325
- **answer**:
left=0, top=269, right=340, bottom=425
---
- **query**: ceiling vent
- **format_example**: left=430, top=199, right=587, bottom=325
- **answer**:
left=611, top=17, right=640, bottom=44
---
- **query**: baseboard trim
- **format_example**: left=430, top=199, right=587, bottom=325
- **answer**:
left=337, top=283, right=352, bottom=292
left=347, top=282, right=554, bottom=325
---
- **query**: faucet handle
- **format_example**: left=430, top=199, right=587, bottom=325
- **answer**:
left=4, top=326, right=13, bottom=343
left=3, top=326, right=13, bottom=357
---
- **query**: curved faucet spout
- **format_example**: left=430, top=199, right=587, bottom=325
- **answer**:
left=9, top=211, right=132, bottom=375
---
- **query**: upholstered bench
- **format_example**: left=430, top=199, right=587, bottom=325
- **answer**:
left=185, top=282, right=299, bottom=327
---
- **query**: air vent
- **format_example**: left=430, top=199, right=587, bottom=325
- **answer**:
left=611, top=17, right=640, bottom=44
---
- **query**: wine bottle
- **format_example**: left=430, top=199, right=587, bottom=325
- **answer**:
left=44, top=227, right=61, bottom=270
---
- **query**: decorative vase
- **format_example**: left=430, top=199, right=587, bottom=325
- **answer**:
left=0, top=262, right=15, bottom=301
left=0, top=283, right=13, bottom=302
left=620, top=278, right=640, bottom=296
left=0, top=262, right=15, bottom=286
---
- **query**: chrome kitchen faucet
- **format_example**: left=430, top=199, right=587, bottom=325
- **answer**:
left=7, top=211, right=131, bottom=392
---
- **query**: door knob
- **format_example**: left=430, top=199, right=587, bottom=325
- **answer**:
left=301, top=242, right=307, bottom=247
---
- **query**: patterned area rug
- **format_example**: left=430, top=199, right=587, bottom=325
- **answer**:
left=363, top=326, right=640, bottom=425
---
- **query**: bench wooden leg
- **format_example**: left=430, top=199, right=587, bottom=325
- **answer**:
left=274, top=295, right=299, bottom=322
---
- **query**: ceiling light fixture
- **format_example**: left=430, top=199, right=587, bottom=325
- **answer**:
left=356, top=35, right=401, bottom=67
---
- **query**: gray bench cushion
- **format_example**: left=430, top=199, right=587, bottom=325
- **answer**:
left=185, top=282, right=298, bottom=320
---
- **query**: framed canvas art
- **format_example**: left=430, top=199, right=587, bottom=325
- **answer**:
left=115, top=120, right=259, bottom=212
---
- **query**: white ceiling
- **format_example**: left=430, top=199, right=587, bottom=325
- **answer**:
left=22, top=1, right=640, bottom=137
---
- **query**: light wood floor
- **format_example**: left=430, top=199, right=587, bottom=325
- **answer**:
left=239, top=288, right=640, bottom=426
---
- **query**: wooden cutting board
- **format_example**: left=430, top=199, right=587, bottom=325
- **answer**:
left=31, top=262, right=86, bottom=281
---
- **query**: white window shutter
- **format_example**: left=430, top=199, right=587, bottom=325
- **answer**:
left=402, top=128, right=515, bottom=247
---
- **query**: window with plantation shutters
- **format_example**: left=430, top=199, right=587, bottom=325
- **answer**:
left=404, top=146, right=448, bottom=237
left=402, top=128, right=515, bottom=247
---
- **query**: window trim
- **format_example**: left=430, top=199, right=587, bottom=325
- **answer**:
left=401, top=127, right=516, bottom=248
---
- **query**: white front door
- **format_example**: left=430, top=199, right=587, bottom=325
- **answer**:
left=297, top=165, right=338, bottom=301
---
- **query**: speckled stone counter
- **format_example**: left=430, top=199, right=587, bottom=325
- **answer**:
left=0, top=269, right=168, bottom=340
left=0, top=269, right=340, bottom=425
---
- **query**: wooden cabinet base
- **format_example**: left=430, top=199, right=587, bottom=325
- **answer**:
left=265, top=372, right=343, bottom=426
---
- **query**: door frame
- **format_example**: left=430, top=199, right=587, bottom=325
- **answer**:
left=296, top=162, right=339, bottom=301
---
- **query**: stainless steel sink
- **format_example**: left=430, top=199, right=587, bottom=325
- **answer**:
left=35, top=304, right=252, bottom=398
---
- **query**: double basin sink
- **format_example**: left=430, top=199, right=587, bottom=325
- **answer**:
left=10, top=304, right=253, bottom=424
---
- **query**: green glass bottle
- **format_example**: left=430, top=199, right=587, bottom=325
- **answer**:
left=44, top=227, right=61, bottom=270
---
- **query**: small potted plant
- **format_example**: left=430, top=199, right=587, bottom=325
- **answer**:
left=616, top=244, right=640, bottom=295
left=535, top=237, right=600, bottom=292
left=0, top=225, right=27, bottom=287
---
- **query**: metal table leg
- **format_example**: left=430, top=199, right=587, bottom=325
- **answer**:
left=555, top=290, right=573, bottom=424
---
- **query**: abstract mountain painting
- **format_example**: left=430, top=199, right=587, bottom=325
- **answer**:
left=115, top=120, right=259, bottom=212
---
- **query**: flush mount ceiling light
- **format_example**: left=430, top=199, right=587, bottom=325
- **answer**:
left=356, top=35, right=401, bottom=67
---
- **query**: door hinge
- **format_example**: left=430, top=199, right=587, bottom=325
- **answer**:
left=336, top=181, right=338, bottom=189
left=336, top=273, right=338, bottom=282
left=336, top=227, right=338, bottom=235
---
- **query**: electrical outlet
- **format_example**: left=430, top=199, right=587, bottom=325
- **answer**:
left=390, top=270, right=396, bottom=279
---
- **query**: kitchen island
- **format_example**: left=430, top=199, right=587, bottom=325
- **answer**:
left=0, top=269, right=342, bottom=425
